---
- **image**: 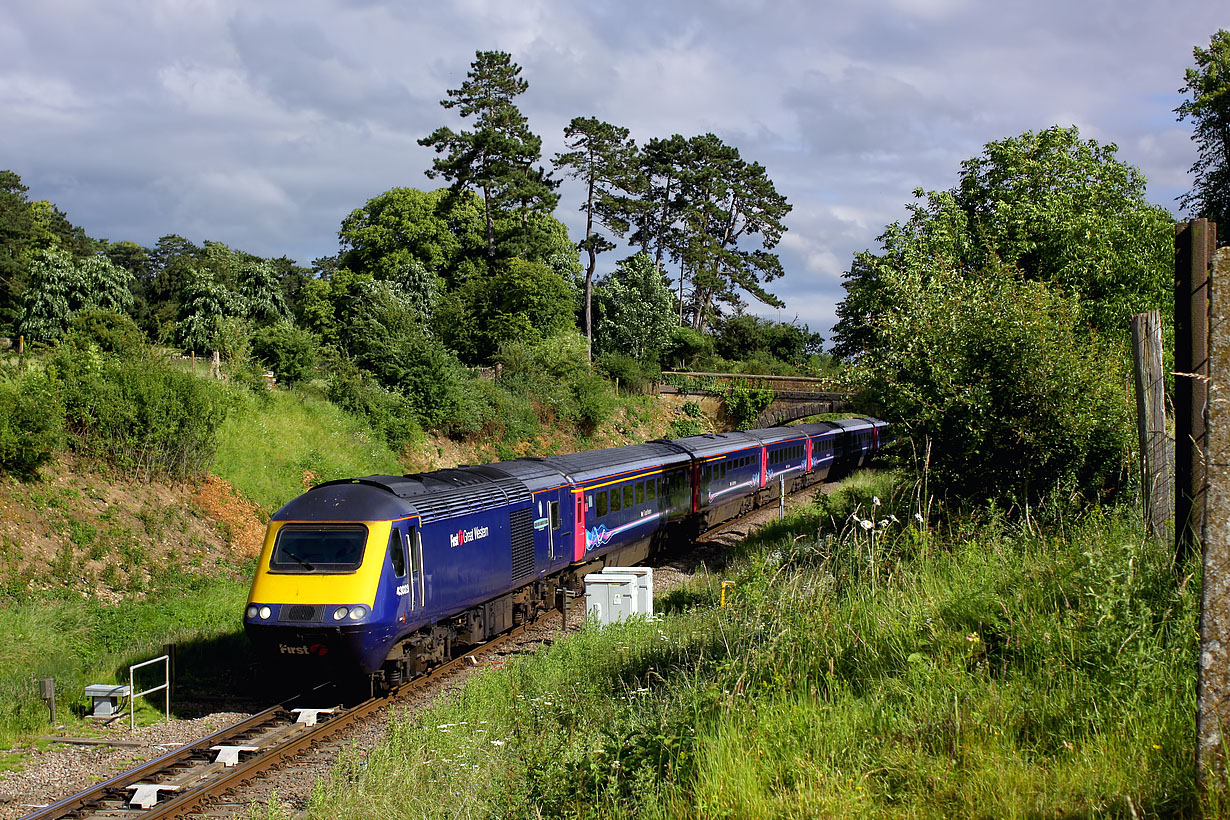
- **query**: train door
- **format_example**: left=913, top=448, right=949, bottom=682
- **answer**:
left=573, top=488, right=587, bottom=561
left=533, top=490, right=570, bottom=573
left=805, top=438, right=814, bottom=472
left=401, top=526, right=425, bottom=615
left=759, top=446, right=768, bottom=488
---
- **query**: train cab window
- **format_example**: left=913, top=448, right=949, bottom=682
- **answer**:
left=636, top=482, right=645, bottom=504
left=271, top=524, right=367, bottom=573
left=597, top=491, right=609, bottom=517
left=611, top=487, right=622, bottom=513
left=388, top=530, right=406, bottom=578
left=624, top=484, right=635, bottom=509
left=550, top=500, right=561, bottom=530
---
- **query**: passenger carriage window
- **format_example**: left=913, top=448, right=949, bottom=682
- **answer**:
left=389, top=530, right=406, bottom=578
left=721, top=462, right=728, bottom=479
left=597, top=491, right=608, bottom=517
left=624, top=484, right=635, bottom=509
left=550, top=500, right=561, bottom=530
left=647, top=480, right=656, bottom=501
left=636, top=482, right=645, bottom=504
left=611, top=487, right=622, bottom=512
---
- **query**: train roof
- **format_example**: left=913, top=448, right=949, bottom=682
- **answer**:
left=659, top=430, right=762, bottom=458
left=538, top=441, right=692, bottom=484
left=284, top=467, right=534, bottom=524
left=748, top=425, right=814, bottom=445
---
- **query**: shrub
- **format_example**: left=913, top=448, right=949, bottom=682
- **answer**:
left=65, top=310, right=147, bottom=355
left=325, top=360, right=423, bottom=449
left=859, top=267, right=1132, bottom=504
left=49, top=345, right=233, bottom=481
left=252, top=322, right=321, bottom=386
left=722, top=380, right=774, bottom=428
left=597, top=352, right=660, bottom=394
left=0, top=369, right=64, bottom=479
left=497, top=333, right=614, bottom=433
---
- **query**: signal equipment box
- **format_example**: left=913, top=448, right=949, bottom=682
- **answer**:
left=584, top=567, right=654, bottom=625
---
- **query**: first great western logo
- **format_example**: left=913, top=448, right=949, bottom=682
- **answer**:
left=449, top=525, right=490, bottom=547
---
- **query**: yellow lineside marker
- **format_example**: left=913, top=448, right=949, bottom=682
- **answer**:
left=721, top=581, right=736, bottom=607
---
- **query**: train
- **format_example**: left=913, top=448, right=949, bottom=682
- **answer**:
left=244, top=417, right=890, bottom=686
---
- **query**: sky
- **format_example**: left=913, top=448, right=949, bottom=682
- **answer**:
left=1, top=0, right=1224, bottom=342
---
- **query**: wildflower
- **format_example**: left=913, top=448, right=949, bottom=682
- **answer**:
left=966, top=633, right=979, bottom=643
left=915, top=512, right=924, bottom=523
left=1152, top=744, right=1162, bottom=750
left=878, top=519, right=889, bottom=528
left=491, top=740, right=506, bottom=747
left=873, top=496, right=881, bottom=506
left=889, top=514, right=899, bottom=523
left=860, top=519, right=874, bottom=531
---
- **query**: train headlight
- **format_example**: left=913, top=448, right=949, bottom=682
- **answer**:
left=258, top=606, right=272, bottom=620
left=246, top=605, right=258, bottom=619
left=332, top=606, right=349, bottom=621
left=348, top=606, right=367, bottom=621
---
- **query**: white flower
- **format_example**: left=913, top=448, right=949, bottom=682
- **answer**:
left=878, top=519, right=889, bottom=528
left=860, top=519, right=874, bottom=530
left=914, top=513, right=925, bottom=523
left=491, top=740, right=506, bottom=746
left=873, top=496, right=881, bottom=506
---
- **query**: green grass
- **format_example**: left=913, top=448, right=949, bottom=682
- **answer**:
left=212, top=386, right=405, bottom=513
left=286, top=473, right=1200, bottom=819
left=0, top=568, right=255, bottom=749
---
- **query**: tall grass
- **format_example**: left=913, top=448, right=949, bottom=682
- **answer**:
left=289, top=473, right=1199, bottom=819
left=212, top=386, right=405, bottom=513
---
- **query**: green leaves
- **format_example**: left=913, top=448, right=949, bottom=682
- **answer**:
left=1177, top=29, right=1230, bottom=231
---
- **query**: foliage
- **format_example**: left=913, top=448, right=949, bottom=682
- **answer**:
left=19, top=249, right=133, bottom=343
left=338, top=186, right=485, bottom=291
left=593, top=252, right=677, bottom=362
left=65, top=309, right=147, bottom=356
left=177, top=270, right=240, bottom=353
left=419, top=50, right=559, bottom=256
left=49, top=343, right=234, bottom=481
left=1177, top=29, right=1230, bottom=233
left=859, top=267, right=1132, bottom=504
left=325, top=359, right=424, bottom=451
left=251, top=322, right=321, bottom=386
left=661, top=326, right=714, bottom=370
left=495, top=332, right=614, bottom=433
left=437, top=258, right=577, bottom=364
left=597, top=352, right=660, bottom=395
left=238, top=259, right=290, bottom=326
left=832, top=126, right=1175, bottom=359
left=0, top=367, right=64, bottom=479
left=715, top=314, right=823, bottom=366
left=348, top=280, right=483, bottom=436
left=721, top=379, right=774, bottom=428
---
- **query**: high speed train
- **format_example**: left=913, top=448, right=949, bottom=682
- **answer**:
left=244, top=417, right=889, bottom=686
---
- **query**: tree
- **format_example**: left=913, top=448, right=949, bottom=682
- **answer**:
left=418, top=51, right=559, bottom=256
left=553, top=117, right=639, bottom=357
left=178, top=270, right=239, bottom=353
left=238, top=258, right=290, bottom=326
left=832, top=126, right=1174, bottom=359
left=19, top=249, right=133, bottom=343
left=593, top=253, right=676, bottom=362
left=338, top=187, right=486, bottom=288
left=436, top=257, right=576, bottom=364
left=715, top=314, right=823, bottom=366
left=1177, top=29, right=1230, bottom=234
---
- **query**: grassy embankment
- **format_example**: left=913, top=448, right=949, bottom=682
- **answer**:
left=288, top=471, right=1201, bottom=819
left=0, top=384, right=404, bottom=752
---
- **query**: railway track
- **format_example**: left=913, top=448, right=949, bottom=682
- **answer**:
left=16, top=623, right=536, bottom=820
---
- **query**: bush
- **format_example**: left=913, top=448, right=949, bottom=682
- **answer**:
left=0, top=369, right=64, bottom=479
left=49, top=344, right=234, bottom=481
left=860, top=267, right=1132, bottom=504
left=65, top=310, right=147, bottom=355
left=252, top=322, right=321, bottom=386
left=597, top=352, right=660, bottom=394
left=325, top=360, right=423, bottom=449
left=722, top=380, right=774, bottom=429
left=497, top=333, right=614, bottom=433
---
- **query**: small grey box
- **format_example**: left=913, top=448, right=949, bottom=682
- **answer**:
left=604, top=567, right=654, bottom=617
left=584, top=573, right=639, bottom=625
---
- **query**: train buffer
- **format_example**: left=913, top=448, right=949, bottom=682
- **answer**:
left=83, top=683, right=130, bottom=717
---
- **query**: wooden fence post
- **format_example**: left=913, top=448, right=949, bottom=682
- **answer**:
left=1200, top=244, right=1230, bottom=785
left=1176, top=219, right=1216, bottom=566
left=1131, top=309, right=1171, bottom=540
